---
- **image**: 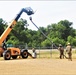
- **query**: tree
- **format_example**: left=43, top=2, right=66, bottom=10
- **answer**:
left=0, top=18, right=7, bottom=36
left=52, top=37, right=65, bottom=46
left=72, top=37, right=76, bottom=46
left=67, top=36, right=76, bottom=46
left=5, top=18, right=76, bottom=47
left=58, top=20, right=73, bottom=41
left=8, top=18, right=28, bottom=45
left=41, top=39, right=51, bottom=48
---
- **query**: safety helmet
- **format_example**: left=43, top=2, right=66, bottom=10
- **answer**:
left=59, top=44, right=62, bottom=47
left=68, top=43, right=70, bottom=45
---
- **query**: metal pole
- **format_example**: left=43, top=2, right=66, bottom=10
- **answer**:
left=39, top=47, right=40, bottom=58
left=51, top=41, right=53, bottom=58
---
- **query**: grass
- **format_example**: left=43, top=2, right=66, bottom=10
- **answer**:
left=37, top=49, right=60, bottom=59
left=0, top=49, right=76, bottom=60
left=36, top=49, right=76, bottom=59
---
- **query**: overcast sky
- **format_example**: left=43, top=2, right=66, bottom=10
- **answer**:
left=0, top=1, right=76, bottom=30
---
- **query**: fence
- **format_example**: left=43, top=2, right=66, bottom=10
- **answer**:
left=28, top=48, right=76, bottom=59
left=13, top=44, right=76, bottom=59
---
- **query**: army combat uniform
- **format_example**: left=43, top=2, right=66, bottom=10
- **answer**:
left=58, top=44, right=64, bottom=59
left=66, top=43, right=72, bottom=61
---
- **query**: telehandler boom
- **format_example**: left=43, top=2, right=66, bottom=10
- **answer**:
left=0, top=7, right=34, bottom=60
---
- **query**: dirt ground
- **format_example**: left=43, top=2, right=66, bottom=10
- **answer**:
left=0, top=58, right=76, bottom=75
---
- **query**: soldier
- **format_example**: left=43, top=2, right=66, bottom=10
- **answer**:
left=32, top=48, right=37, bottom=59
left=2, top=42, right=7, bottom=50
left=58, top=44, right=64, bottom=59
left=66, top=43, right=72, bottom=61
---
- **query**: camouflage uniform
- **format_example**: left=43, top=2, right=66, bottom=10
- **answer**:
left=66, top=43, right=72, bottom=61
left=58, top=44, right=64, bottom=59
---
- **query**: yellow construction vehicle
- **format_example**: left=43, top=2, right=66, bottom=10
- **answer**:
left=0, top=7, right=34, bottom=60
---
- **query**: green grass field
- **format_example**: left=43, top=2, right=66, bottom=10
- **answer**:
left=36, top=49, right=76, bottom=59
left=0, top=49, right=76, bottom=60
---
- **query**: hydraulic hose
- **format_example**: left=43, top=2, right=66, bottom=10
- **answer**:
left=29, top=17, right=57, bottom=49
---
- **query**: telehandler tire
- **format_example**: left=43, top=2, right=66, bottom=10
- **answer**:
left=21, top=49, right=28, bottom=58
left=3, top=50, right=11, bottom=60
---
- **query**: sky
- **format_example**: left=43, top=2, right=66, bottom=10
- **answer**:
left=0, top=1, right=76, bottom=30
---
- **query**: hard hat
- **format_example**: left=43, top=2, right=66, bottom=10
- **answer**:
left=59, top=44, right=62, bottom=47
left=68, top=43, right=70, bottom=45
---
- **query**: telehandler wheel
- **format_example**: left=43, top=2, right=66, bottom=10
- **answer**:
left=3, top=50, right=11, bottom=60
left=12, top=56, right=18, bottom=59
left=21, top=50, right=28, bottom=59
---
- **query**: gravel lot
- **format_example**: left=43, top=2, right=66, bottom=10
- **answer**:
left=0, top=58, right=76, bottom=75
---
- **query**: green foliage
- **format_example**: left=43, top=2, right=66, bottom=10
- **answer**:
left=67, top=36, right=76, bottom=46
left=52, top=37, right=65, bottom=46
left=41, top=39, right=51, bottom=47
left=0, top=18, right=7, bottom=35
left=6, top=36, right=19, bottom=45
left=72, top=37, right=76, bottom=46
left=0, top=18, right=76, bottom=47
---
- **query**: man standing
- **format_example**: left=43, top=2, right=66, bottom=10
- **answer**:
left=66, top=43, right=72, bottom=61
left=58, top=44, right=64, bottom=59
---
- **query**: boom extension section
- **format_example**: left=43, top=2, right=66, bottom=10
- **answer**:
left=0, top=7, right=34, bottom=44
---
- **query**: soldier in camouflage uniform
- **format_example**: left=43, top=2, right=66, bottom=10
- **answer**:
left=58, top=44, right=64, bottom=59
left=66, top=43, right=72, bottom=61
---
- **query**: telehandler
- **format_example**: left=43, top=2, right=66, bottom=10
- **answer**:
left=0, top=7, right=34, bottom=60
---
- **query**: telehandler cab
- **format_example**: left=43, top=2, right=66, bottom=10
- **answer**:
left=0, top=7, right=34, bottom=60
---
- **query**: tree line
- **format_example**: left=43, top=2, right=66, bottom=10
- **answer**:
left=0, top=18, right=76, bottom=48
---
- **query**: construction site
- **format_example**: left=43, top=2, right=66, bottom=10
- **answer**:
left=0, top=5, right=76, bottom=75
left=0, top=48, right=76, bottom=75
left=0, top=52, right=76, bottom=75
